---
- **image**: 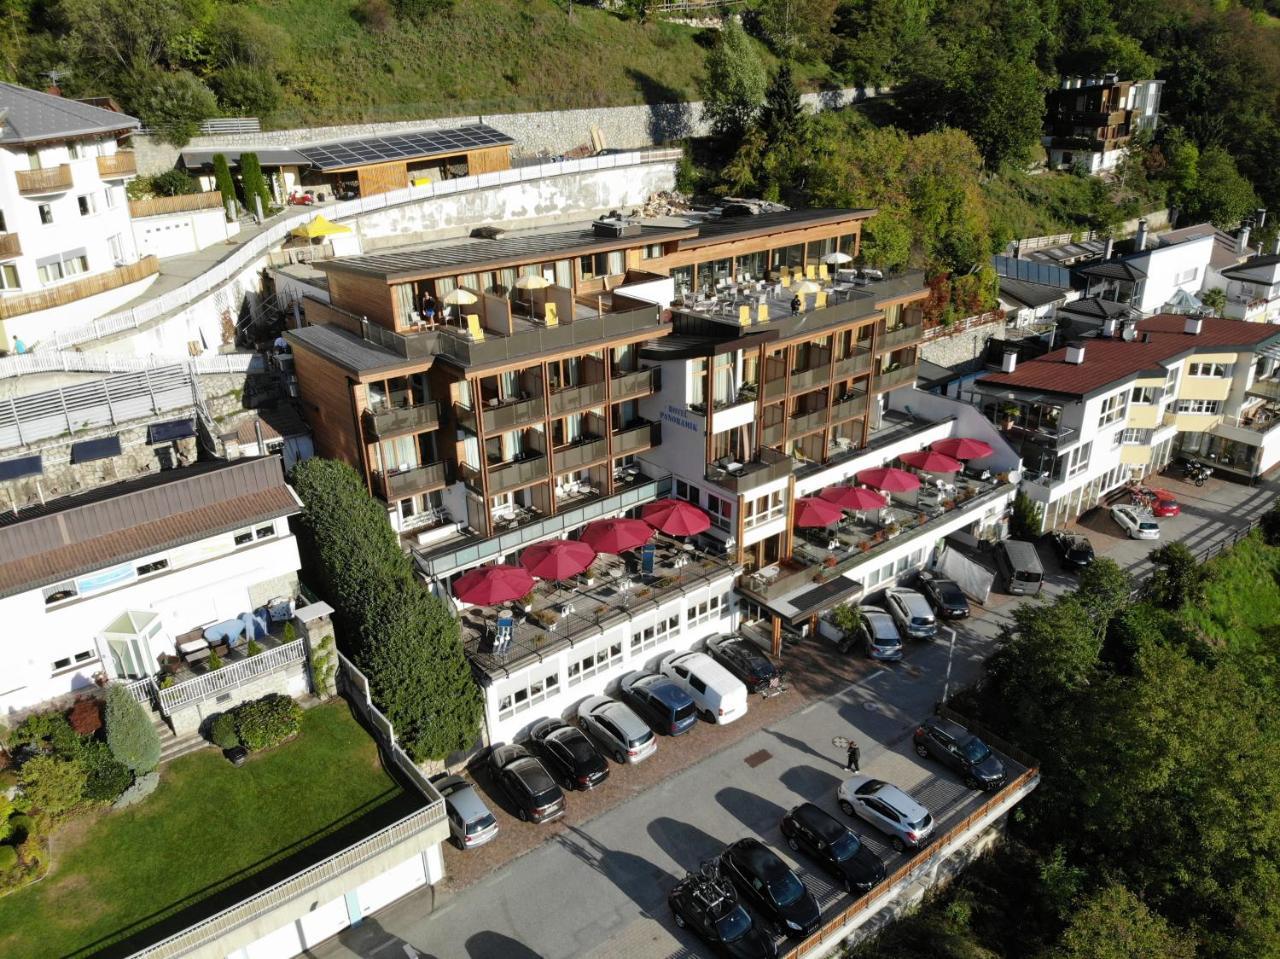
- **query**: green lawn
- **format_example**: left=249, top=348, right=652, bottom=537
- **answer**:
left=256, top=0, right=825, bottom=128
left=0, top=702, right=403, bottom=959
left=1181, top=531, right=1280, bottom=657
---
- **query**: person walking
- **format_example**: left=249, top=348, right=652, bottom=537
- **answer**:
left=846, top=739, right=861, bottom=772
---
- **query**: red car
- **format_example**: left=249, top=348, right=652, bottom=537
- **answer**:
left=1149, top=488, right=1180, bottom=516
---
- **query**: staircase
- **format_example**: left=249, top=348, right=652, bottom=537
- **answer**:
left=150, top=711, right=211, bottom=765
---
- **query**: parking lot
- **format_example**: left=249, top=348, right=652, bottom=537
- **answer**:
left=315, top=471, right=1277, bottom=959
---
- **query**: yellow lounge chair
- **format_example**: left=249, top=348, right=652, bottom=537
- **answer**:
left=738, top=305, right=752, bottom=327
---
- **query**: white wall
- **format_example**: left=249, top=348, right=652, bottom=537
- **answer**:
left=1132, top=234, right=1213, bottom=312
left=614, top=276, right=674, bottom=307
left=0, top=522, right=300, bottom=717
left=132, top=207, right=234, bottom=259
left=4, top=271, right=159, bottom=350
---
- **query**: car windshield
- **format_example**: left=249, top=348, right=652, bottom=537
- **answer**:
left=715, top=906, right=754, bottom=942
left=565, top=735, right=596, bottom=764
left=908, top=813, right=933, bottom=832
left=673, top=702, right=697, bottom=721
left=829, top=831, right=862, bottom=861
left=768, top=872, right=806, bottom=906
left=1140, top=521, right=1159, bottom=530
left=911, top=616, right=934, bottom=626
left=628, top=729, right=654, bottom=748
left=961, top=737, right=991, bottom=763
left=465, top=813, right=497, bottom=835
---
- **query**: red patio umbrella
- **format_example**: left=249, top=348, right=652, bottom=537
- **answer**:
left=931, top=437, right=994, bottom=460
left=793, top=497, right=846, bottom=528
left=453, top=564, right=534, bottom=606
left=521, top=540, right=597, bottom=581
left=856, top=466, right=921, bottom=492
left=820, top=485, right=887, bottom=511
left=580, top=517, right=654, bottom=554
left=900, top=450, right=964, bottom=473
left=642, top=498, right=711, bottom=537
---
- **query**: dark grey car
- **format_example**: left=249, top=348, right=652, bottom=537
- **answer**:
left=913, top=716, right=1007, bottom=791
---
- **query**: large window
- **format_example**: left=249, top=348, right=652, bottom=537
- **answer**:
left=1097, top=391, right=1127, bottom=428
left=1055, top=440, right=1093, bottom=480
left=706, top=493, right=733, bottom=532
left=1188, top=362, right=1227, bottom=378
left=743, top=490, right=785, bottom=529
left=687, top=594, right=724, bottom=629
left=567, top=636, right=624, bottom=686
left=1176, top=398, right=1222, bottom=415
left=497, top=667, right=561, bottom=721
left=37, top=250, right=89, bottom=284
left=1130, top=385, right=1158, bottom=404
left=632, top=614, right=680, bottom=654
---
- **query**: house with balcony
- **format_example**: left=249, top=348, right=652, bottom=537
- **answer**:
left=973, top=314, right=1280, bottom=530
left=0, top=456, right=310, bottom=734
left=1072, top=222, right=1214, bottom=318
left=1215, top=253, right=1280, bottom=325
left=0, top=82, right=155, bottom=348
left=1043, top=74, right=1163, bottom=174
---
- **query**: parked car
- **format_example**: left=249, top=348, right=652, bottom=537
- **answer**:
left=837, top=776, right=934, bottom=852
left=620, top=670, right=699, bottom=735
left=529, top=717, right=609, bottom=791
left=660, top=651, right=750, bottom=724
left=436, top=775, right=499, bottom=849
left=577, top=696, right=658, bottom=764
left=706, top=634, right=784, bottom=696
left=1050, top=529, right=1095, bottom=570
left=719, top=838, right=822, bottom=940
left=913, top=716, right=1007, bottom=791
left=669, top=864, right=778, bottom=958
left=1148, top=487, right=1181, bottom=517
left=882, top=588, right=938, bottom=639
left=995, top=539, right=1045, bottom=595
left=780, top=802, right=886, bottom=894
left=914, top=571, right=970, bottom=619
left=488, top=743, right=565, bottom=824
left=856, top=606, right=904, bottom=661
left=1111, top=504, right=1160, bottom=540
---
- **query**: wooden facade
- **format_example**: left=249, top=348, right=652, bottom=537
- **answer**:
left=465, top=145, right=512, bottom=175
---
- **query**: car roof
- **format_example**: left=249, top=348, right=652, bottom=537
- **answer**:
left=862, top=780, right=928, bottom=818
left=889, top=588, right=932, bottom=610
left=439, top=778, right=489, bottom=820
left=589, top=698, right=648, bottom=735
left=792, top=802, right=848, bottom=843
left=491, top=743, right=531, bottom=766
left=669, top=651, right=741, bottom=687
left=731, top=838, right=789, bottom=879
left=924, top=715, right=976, bottom=741
left=635, top=672, right=692, bottom=701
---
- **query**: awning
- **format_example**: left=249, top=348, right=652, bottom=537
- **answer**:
left=70, top=435, right=121, bottom=464
left=291, top=215, right=351, bottom=240
left=775, top=576, right=864, bottom=626
left=0, top=454, right=42, bottom=481
left=147, top=418, right=195, bottom=444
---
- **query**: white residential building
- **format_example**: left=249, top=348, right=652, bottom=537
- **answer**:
left=1075, top=224, right=1214, bottom=316
left=1216, top=253, right=1280, bottom=324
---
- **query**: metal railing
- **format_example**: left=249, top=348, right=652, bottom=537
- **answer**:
left=434, top=305, right=663, bottom=368
left=42, top=148, right=682, bottom=353
left=377, top=462, right=447, bottom=500
left=553, top=437, right=607, bottom=471
left=834, top=351, right=872, bottom=379
left=363, top=401, right=441, bottom=439
left=157, top=640, right=306, bottom=715
left=123, top=677, right=158, bottom=707
left=483, top=395, right=547, bottom=432
left=874, top=365, right=920, bottom=392
left=548, top=381, right=606, bottom=416
left=613, top=419, right=659, bottom=454
left=790, top=409, right=829, bottom=435
left=878, top=323, right=925, bottom=351
left=16, top=164, right=72, bottom=195
left=706, top=447, right=794, bottom=493
left=831, top=393, right=869, bottom=422
left=0, top=351, right=261, bottom=381
left=791, top=366, right=832, bottom=392
left=611, top=366, right=659, bottom=399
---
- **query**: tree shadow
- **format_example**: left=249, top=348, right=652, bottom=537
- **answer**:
left=717, top=784, right=787, bottom=836
left=625, top=68, right=696, bottom=144
left=554, top=824, right=671, bottom=915
left=648, top=815, right=724, bottom=873
left=780, top=764, right=846, bottom=806
left=466, top=931, right=546, bottom=959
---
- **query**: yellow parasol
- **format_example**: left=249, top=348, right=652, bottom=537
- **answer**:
left=290, top=215, right=351, bottom=240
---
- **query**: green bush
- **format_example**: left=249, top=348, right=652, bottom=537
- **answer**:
left=0, top=845, right=17, bottom=871
left=11, top=712, right=75, bottom=753
left=233, top=694, right=302, bottom=751
left=18, top=755, right=85, bottom=821
left=207, top=648, right=224, bottom=671
left=1261, top=503, right=1280, bottom=547
left=104, top=685, right=160, bottom=775
left=150, top=169, right=200, bottom=198
left=239, top=151, right=272, bottom=215
left=79, top=741, right=133, bottom=803
left=211, top=64, right=281, bottom=117
left=212, top=153, right=237, bottom=212
left=209, top=712, right=240, bottom=749
left=7, top=814, right=31, bottom=845
left=245, top=639, right=263, bottom=657
left=126, top=68, right=218, bottom=148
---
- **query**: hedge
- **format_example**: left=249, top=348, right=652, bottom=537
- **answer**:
left=228, top=694, right=302, bottom=751
left=209, top=712, right=240, bottom=749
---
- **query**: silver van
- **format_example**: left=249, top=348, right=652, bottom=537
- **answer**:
left=995, top=539, right=1044, bottom=595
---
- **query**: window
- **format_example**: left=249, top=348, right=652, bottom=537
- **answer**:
left=52, top=650, right=96, bottom=672
left=0, top=264, right=19, bottom=290
left=136, top=558, right=168, bottom=576
left=1097, top=392, right=1127, bottom=428
left=38, top=203, right=52, bottom=225
left=497, top=667, right=561, bottom=720
left=1057, top=440, right=1093, bottom=480
left=104, top=186, right=118, bottom=209
left=1122, top=428, right=1151, bottom=445
left=642, top=243, right=663, bottom=259
left=233, top=530, right=253, bottom=546
left=706, top=493, right=732, bottom=532
left=67, top=142, right=82, bottom=160
left=743, top=490, right=785, bottom=529
left=77, top=194, right=95, bottom=217
left=1130, top=386, right=1158, bottom=404
left=1175, top=398, right=1222, bottom=415
left=687, top=594, right=723, bottom=629
left=631, top=615, right=679, bottom=654
left=108, top=234, right=124, bottom=262
left=1188, top=362, right=1227, bottom=378
left=1175, top=267, right=1199, bottom=285
left=37, top=250, right=89, bottom=284
left=255, top=525, right=275, bottom=540
left=43, top=582, right=78, bottom=605
left=567, top=637, right=624, bottom=685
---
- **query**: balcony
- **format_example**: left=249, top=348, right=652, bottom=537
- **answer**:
left=790, top=409, right=828, bottom=436
left=762, top=422, right=785, bottom=446
left=377, top=461, right=447, bottom=500
left=874, top=364, right=919, bottom=392
left=548, top=381, right=606, bottom=417
left=878, top=323, right=925, bottom=351
left=488, top=453, right=549, bottom=494
left=16, top=164, right=72, bottom=195
left=0, top=233, right=21, bottom=259
left=611, top=367, right=659, bottom=400
left=553, top=436, right=607, bottom=471
left=790, top=366, right=831, bottom=392
left=613, top=419, right=660, bottom=455
left=834, top=351, right=872, bottom=378
left=96, top=152, right=137, bottom=179
left=762, top=378, right=787, bottom=401
left=831, top=392, right=869, bottom=422
left=0, top=256, right=159, bottom=320
left=482, top=395, right=547, bottom=432
left=706, top=446, right=794, bottom=493
left=434, top=303, right=664, bottom=367
left=363, top=401, right=441, bottom=439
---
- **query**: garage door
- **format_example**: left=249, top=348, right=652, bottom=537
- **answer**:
left=242, top=920, right=303, bottom=959
left=298, top=895, right=350, bottom=948
left=355, top=854, right=426, bottom=916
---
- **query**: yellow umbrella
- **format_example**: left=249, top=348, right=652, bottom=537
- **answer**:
left=514, top=275, right=551, bottom=290
left=290, top=215, right=351, bottom=240
left=443, top=289, right=479, bottom=305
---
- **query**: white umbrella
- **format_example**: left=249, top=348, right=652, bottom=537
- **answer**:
left=443, top=289, right=478, bottom=305
left=822, top=251, right=853, bottom=265
left=793, top=280, right=822, bottom=294
left=514, top=274, right=551, bottom=315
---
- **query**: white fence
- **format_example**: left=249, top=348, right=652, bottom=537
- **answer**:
left=39, top=148, right=683, bottom=353
left=0, top=350, right=263, bottom=380
left=157, top=639, right=306, bottom=715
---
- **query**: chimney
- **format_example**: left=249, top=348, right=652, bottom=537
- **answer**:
left=1134, top=219, right=1149, bottom=252
left=1000, top=349, right=1018, bottom=373
left=1272, top=235, right=1280, bottom=257
left=1256, top=208, right=1267, bottom=229
left=1238, top=224, right=1252, bottom=256
left=1103, top=236, right=1115, bottom=260
left=1102, top=317, right=1119, bottom=338
left=1065, top=341, right=1086, bottom=365
left=1143, top=331, right=1153, bottom=344
left=1184, top=315, right=1203, bottom=336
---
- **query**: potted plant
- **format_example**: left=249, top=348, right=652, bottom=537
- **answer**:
left=823, top=555, right=838, bottom=568
left=519, top=592, right=535, bottom=614
left=1000, top=404, right=1020, bottom=430
left=859, top=540, right=871, bottom=553
left=885, top=522, right=901, bottom=539
left=943, top=498, right=957, bottom=510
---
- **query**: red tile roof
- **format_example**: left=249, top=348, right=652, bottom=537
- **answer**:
left=978, top=314, right=1280, bottom=397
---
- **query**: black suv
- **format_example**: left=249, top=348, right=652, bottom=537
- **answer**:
left=913, top=716, right=1007, bottom=791
left=706, top=635, right=784, bottom=695
left=488, top=743, right=566, bottom=823
left=719, top=838, right=821, bottom=940
left=620, top=671, right=699, bottom=735
left=1050, top=529, right=1095, bottom=570
left=780, top=803, right=885, bottom=894
left=669, top=862, right=778, bottom=958
left=529, top=718, right=609, bottom=791
left=914, top=571, right=970, bottom=619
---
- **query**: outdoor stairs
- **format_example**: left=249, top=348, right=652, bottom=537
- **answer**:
left=151, top=712, right=211, bottom=765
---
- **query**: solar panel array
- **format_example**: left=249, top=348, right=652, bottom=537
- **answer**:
left=296, top=125, right=514, bottom=171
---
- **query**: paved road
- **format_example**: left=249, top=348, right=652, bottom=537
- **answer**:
left=316, top=472, right=1277, bottom=959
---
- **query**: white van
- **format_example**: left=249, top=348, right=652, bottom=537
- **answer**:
left=660, top=651, right=749, bottom=724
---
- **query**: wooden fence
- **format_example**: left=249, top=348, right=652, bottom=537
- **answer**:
left=0, top=256, right=159, bottom=320
left=128, top=192, right=224, bottom=219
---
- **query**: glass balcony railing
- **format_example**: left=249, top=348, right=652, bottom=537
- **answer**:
left=611, top=367, right=659, bottom=399
left=488, top=453, right=549, bottom=494
left=363, top=401, right=441, bottom=439
left=482, top=395, right=547, bottom=432
left=377, top=462, right=447, bottom=500
left=613, top=419, right=660, bottom=454
left=548, top=381, right=607, bottom=417
left=553, top=437, right=607, bottom=471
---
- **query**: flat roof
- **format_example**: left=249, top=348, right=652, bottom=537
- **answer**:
left=0, top=457, right=300, bottom=598
left=977, top=314, right=1280, bottom=398
left=0, top=82, right=138, bottom=145
left=285, top=324, right=410, bottom=376
left=673, top=207, right=875, bottom=249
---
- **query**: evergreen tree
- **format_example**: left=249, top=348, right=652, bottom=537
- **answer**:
left=104, top=684, right=160, bottom=775
left=699, top=17, right=767, bottom=144
left=291, top=459, right=481, bottom=760
left=212, top=153, right=237, bottom=215
left=239, top=151, right=272, bottom=214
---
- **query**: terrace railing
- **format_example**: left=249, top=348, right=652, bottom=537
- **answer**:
left=156, top=639, right=306, bottom=715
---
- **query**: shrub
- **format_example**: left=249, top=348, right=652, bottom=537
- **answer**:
left=11, top=712, right=74, bottom=752
left=67, top=698, right=102, bottom=737
left=354, top=0, right=392, bottom=31
left=104, top=685, right=160, bottom=775
left=392, top=0, right=453, bottom=14
left=209, top=712, right=240, bottom=749
left=212, top=153, right=237, bottom=212
left=19, top=755, right=85, bottom=821
left=80, top=741, right=133, bottom=803
left=310, top=635, right=336, bottom=695
left=283, top=621, right=297, bottom=644
left=112, top=771, right=159, bottom=810
left=0, top=845, right=17, bottom=871
left=1010, top=491, right=1044, bottom=539
left=211, top=64, right=281, bottom=117
left=1261, top=503, right=1280, bottom=547
left=151, top=169, right=199, bottom=197
left=233, top=694, right=302, bottom=751
left=126, top=68, right=218, bottom=148
left=7, top=814, right=31, bottom=845
left=246, top=639, right=263, bottom=657
left=239, top=151, right=272, bottom=216
left=207, top=648, right=224, bottom=671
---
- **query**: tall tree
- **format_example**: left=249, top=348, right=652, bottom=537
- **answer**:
left=757, top=0, right=838, bottom=62
left=698, top=16, right=767, bottom=144
left=1048, top=883, right=1195, bottom=959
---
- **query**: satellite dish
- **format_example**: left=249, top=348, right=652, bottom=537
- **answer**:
left=1122, top=324, right=1138, bottom=341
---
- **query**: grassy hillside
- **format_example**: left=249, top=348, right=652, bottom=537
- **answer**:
left=253, top=1, right=821, bottom=127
